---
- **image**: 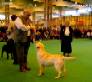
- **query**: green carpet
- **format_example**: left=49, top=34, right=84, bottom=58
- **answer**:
left=0, top=39, right=92, bottom=82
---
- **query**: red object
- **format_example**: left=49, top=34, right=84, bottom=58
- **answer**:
left=76, top=21, right=84, bottom=26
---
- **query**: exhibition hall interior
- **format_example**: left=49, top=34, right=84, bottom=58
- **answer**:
left=0, top=0, right=92, bottom=82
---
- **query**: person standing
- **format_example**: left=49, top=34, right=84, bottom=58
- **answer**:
left=60, top=21, right=73, bottom=57
left=14, top=10, right=34, bottom=72
left=7, top=15, right=18, bottom=64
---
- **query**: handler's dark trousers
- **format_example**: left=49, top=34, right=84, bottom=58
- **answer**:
left=15, top=42, right=30, bottom=72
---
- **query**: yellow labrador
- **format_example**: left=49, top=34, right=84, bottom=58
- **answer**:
left=35, top=41, right=75, bottom=79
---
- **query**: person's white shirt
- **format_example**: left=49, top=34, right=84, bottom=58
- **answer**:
left=65, top=27, right=70, bottom=36
left=14, top=17, right=30, bottom=31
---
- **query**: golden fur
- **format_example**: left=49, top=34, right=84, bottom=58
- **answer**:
left=35, top=41, right=75, bottom=79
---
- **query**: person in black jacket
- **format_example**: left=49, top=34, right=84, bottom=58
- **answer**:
left=60, top=21, right=73, bottom=57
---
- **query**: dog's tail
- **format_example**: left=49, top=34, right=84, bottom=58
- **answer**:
left=63, top=56, right=76, bottom=60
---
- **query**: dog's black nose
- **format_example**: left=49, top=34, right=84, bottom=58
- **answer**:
left=37, top=46, right=40, bottom=48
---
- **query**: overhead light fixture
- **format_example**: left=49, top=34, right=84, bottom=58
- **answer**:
left=33, top=0, right=39, bottom=1
left=34, top=4, right=37, bottom=7
left=34, top=0, right=43, bottom=2
left=34, top=0, right=39, bottom=1
left=75, top=2, right=77, bottom=4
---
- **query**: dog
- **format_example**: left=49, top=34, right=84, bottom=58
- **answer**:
left=35, top=41, right=76, bottom=79
left=1, top=39, right=14, bottom=59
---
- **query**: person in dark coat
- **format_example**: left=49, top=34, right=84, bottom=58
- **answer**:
left=60, top=21, right=73, bottom=57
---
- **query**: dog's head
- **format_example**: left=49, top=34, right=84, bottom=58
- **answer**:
left=35, top=41, right=44, bottom=49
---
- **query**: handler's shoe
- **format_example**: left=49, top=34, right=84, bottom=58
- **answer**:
left=19, top=65, right=26, bottom=72
left=24, top=64, right=31, bottom=71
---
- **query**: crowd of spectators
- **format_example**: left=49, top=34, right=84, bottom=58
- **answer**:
left=0, top=25, right=92, bottom=42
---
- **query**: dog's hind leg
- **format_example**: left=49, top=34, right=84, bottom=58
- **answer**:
left=54, top=62, right=64, bottom=79
left=61, top=64, right=66, bottom=77
left=1, top=49, right=4, bottom=58
left=38, top=65, right=45, bottom=76
left=1, top=52, right=3, bottom=58
left=11, top=53, right=14, bottom=59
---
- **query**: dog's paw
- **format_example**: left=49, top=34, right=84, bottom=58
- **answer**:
left=55, top=76, right=61, bottom=79
left=38, top=74, right=42, bottom=76
left=38, top=73, right=44, bottom=76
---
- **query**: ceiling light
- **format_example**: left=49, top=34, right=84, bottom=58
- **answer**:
left=35, top=4, right=37, bottom=7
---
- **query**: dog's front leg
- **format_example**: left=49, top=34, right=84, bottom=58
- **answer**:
left=7, top=53, right=9, bottom=59
left=38, top=65, right=45, bottom=76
